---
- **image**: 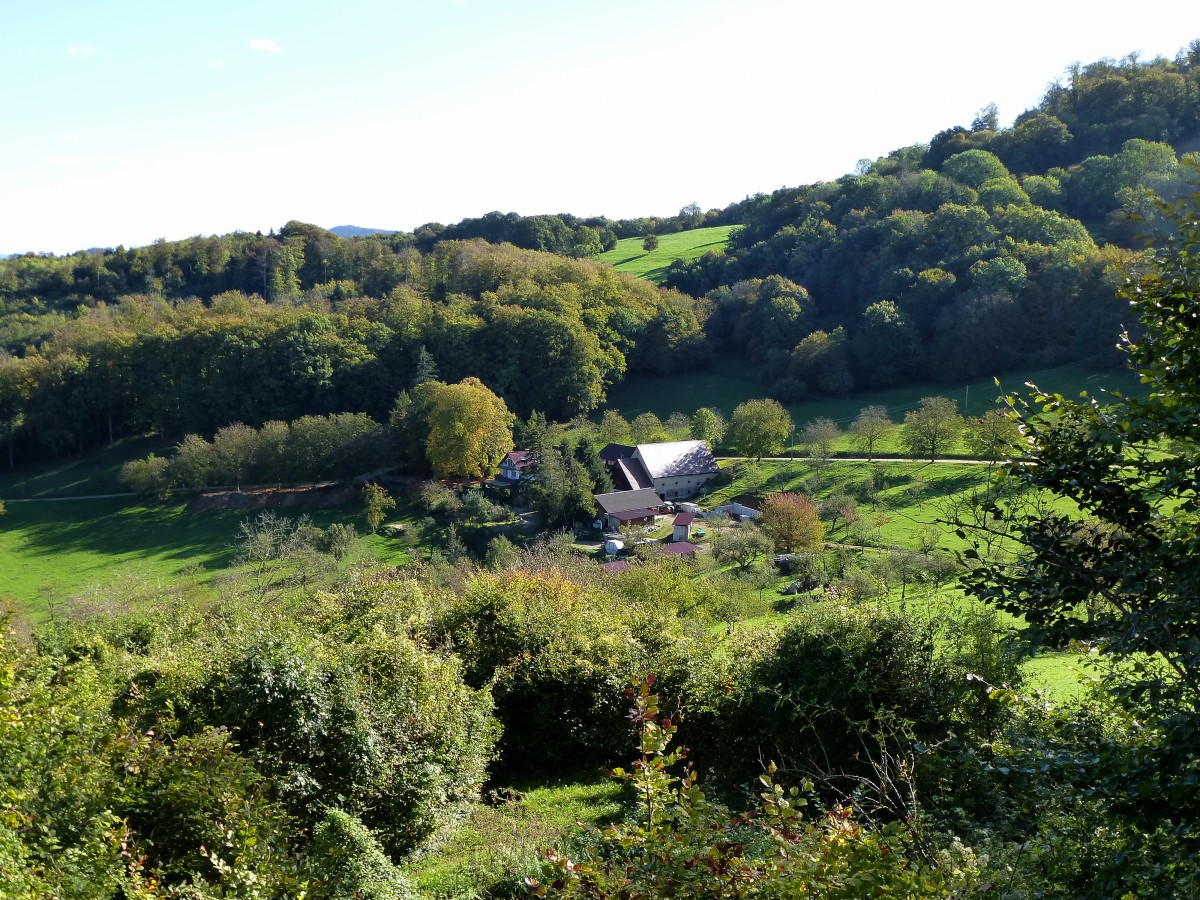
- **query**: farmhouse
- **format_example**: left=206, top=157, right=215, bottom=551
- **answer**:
left=601, top=440, right=720, bottom=500
left=594, top=487, right=662, bottom=531
left=498, top=450, right=534, bottom=483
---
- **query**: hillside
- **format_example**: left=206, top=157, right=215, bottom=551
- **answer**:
left=661, top=48, right=1200, bottom=397
left=328, top=224, right=397, bottom=237
left=596, top=225, right=733, bottom=283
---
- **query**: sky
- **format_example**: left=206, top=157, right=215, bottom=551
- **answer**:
left=3, top=1, right=1197, bottom=255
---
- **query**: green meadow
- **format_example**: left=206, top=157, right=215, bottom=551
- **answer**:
left=597, top=225, right=734, bottom=283
left=0, top=492, right=417, bottom=620
left=608, top=356, right=1142, bottom=443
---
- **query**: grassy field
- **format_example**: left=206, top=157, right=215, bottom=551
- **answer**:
left=607, top=356, right=1142, bottom=444
left=597, top=225, right=733, bottom=283
left=403, top=770, right=625, bottom=897
left=0, top=494, right=417, bottom=620
left=0, top=434, right=174, bottom=500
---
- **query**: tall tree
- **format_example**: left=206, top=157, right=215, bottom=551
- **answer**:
left=964, top=407, right=1023, bottom=462
left=597, top=410, right=632, bottom=446
left=902, top=396, right=962, bottom=462
left=760, top=492, right=824, bottom=553
left=689, top=407, right=727, bottom=447
left=801, top=417, right=841, bottom=463
left=849, top=405, right=894, bottom=462
left=728, top=399, right=793, bottom=460
left=425, top=377, right=514, bottom=481
left=631, top=412, right=668, bottom=445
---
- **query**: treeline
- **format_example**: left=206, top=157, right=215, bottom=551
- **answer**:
left=413, top=202, right=730, bottom=257
left=119, top=413, right=389, bottom=498
left=665, top=48, right=1200, bottom=393
left=0, top=241, right=710, bottom=464
left=0, top=206, right=725, bottom=321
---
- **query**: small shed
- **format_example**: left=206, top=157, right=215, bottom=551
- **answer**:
left=672, top=511, right=695, bottom=543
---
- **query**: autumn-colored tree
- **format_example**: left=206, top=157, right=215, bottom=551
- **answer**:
left=760, top=492, right=824, bottom=552
left=425, top=377, right=514, bottom=481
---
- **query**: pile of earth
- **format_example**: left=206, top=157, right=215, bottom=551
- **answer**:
left=188, top=483, right=355, bottom=511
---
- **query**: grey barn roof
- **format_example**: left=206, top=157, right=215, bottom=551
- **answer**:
left=636, top=440, right=719, bottom=480
left=594, top=487, right=663, bottom=515
left=616, top=457, right=653, bottom=491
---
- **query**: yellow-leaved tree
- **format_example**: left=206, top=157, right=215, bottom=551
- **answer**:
left=425, top=377, right=514, bottom=481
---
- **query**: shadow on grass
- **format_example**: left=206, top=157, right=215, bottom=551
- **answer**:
left=0, top=435, right=174, bottom=499
left=7, top=499, right=245, bottom=570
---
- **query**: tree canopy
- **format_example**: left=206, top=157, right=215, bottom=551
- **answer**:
left=727, top=399, right=793, bottom=459
left=425, top=378, right=514, bottom=480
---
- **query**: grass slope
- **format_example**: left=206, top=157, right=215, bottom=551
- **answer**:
left=608, top=357, right=1142, bottom=433
left=0, top=435, right=173, bottom=500
left=597, top=225, right=733, bottom=283
left=0, top=495, right=414, bottom=619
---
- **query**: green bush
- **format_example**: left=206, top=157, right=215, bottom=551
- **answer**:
left=309, top=809, right=417, bottom=900
left=438, top=567, right=658, bottom=771
left=680, top=604, right=953, bottom=796
left=188, top=623, right=495, bottom=857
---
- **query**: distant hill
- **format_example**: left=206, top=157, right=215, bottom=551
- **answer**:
left=329, top=225, right=397, bottom=238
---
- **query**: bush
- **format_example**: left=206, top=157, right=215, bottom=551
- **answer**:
left=438, top=568, right=661, bottom=771
left=686, top=604, right=953, bottom=791
left=187, top=625, right=495, bottom=857
left=309, top=809, right=416, bottom=900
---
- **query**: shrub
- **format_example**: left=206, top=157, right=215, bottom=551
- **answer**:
left=438, top=568, right=658, bottom=771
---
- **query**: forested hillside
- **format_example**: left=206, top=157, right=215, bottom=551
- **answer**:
left=4, top=45, right=1200, bottom=469
left=0, top=238, right=709, bottom=465
left=666, top=47, right=1200, bottom=394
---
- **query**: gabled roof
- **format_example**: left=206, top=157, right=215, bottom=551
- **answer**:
left=607, top=508, right=659, bottom=522
left=660, top=541, right=701, bottom=556
left=635, top=440, right=719, bottom=480
left=594, top=487, right=663, bottom=515
left=673, top=512, right=695, bottom=527
left=502, top=450, right=534, bottom=470
left=599, top=443, right=635, bottom=462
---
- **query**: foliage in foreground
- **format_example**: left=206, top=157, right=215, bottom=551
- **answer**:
left=528, top=677, right=980, bottom=898
left=959, top=157, right=1200, bottom=895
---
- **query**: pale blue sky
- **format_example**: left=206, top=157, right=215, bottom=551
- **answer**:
left=3, top=1, right=1196, bottom=254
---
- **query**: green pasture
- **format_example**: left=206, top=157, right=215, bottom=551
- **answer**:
left=597, top=225, right=733, bottom=283
left=0, top=434, right=173, bottom=500
left=0, top=494, right=417, bottom=619
left=608, top=357, right=1142, bottom=445
left=704, top=458, right=988, bottom=549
